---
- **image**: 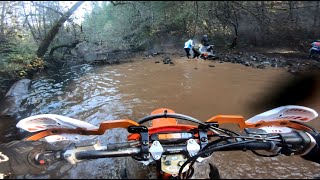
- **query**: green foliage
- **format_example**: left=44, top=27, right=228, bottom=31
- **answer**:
left=80, top=1, right=320, bottom=50
left=82, top=2, right=195, bottom=49
left=0, top=34, right=41, bottom=79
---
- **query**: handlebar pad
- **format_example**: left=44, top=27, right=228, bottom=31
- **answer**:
left=75, top=148, right=140, bottom=160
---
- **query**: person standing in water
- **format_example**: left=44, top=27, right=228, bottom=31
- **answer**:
left=184, top=38, right=194, bottom=59
left=192, top=43, right=201, bottom=59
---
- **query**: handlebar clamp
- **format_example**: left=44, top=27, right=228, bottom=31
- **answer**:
left=128, top=126, right=150, bottom=160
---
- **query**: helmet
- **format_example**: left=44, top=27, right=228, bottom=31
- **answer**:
left=203, top=35, right=208, bottom=38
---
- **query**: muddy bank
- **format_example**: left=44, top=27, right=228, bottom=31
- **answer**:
left=217, top=48, right=320, bottom=73
left=143, top=46, right=320, bottom=74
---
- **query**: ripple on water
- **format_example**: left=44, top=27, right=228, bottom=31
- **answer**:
left=13, top=59, right=320, bottom=179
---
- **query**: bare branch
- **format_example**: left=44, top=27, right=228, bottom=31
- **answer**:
left=266, top=5, right=320, bottom=10
left=24, top=14, right=40, bottom=44
left=36, top=1, right=85, bottom=57
left=110, top=1, right=127, bottom=6
left=31, top=1, right=64, bottom=16
left=22, top=2, right=40, bottom=44
left=49, top=40, right=80, bottom=55
left=231, top=1, right=273, bottom=24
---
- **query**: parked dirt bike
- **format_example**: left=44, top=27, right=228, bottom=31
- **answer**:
left=199, top=44, right=216, bottom=60
left=309, top=49, right=320, bottom=61
left=308, top=41, right=320, bottom=61
left=16, top=105, right=318, bottom=179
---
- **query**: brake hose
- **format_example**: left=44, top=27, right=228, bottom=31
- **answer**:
left=178, top=139, right=257, bottom=179
left=137, top=113, right=207, bottom=126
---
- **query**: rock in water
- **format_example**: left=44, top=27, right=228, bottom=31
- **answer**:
left=0, top=115, right=20, bottom=143
left=0, top=79, right=31, bottom=116
left=257, top=64, right=266, bottom=69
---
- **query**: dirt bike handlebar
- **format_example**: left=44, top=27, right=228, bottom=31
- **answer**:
left=72, top=142, right=276, bottom=160
left=30, top=129, right=316, bottom=180
left=16, top=106, right=319, bottom=179
left=35, top=130, right=315, bottom=166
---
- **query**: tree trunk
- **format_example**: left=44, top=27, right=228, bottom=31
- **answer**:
left=29, top=4, right=38, bottom=40
left=288, top=1, right=294, bottom=30
left=313, top=1, right=319, bottom=34
left=72, top=23, right=77, bottom=39
left=260, top=1, right=266, bottom=37
left=229, top=13, right=238, bottom=49
left=192, top=1, right=198, bottom=37
left=36, top=1, right=84, bottom=58
left=0, top=1, right=6, bottom=37
left=22, top=2, right=38, bottom=44
left=49, top=40, right=80, bottom=55
left=37, top=9, right=43, bottom=41
left=42, top=4, right=47, bottom=37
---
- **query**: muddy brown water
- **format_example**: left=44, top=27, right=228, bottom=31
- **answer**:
left=14, top=55, right=320, bottom=179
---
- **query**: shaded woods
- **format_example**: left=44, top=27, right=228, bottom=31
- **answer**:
left=0, top=1, right=319, bottom=100
left=0, top=1, right=84, bottom=99
left=86, top=1, right=319, bottom=49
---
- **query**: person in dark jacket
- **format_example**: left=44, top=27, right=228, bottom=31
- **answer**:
left=201, top=34, right=210, bottom=46
left=192, top=44, right=201, bottom=59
